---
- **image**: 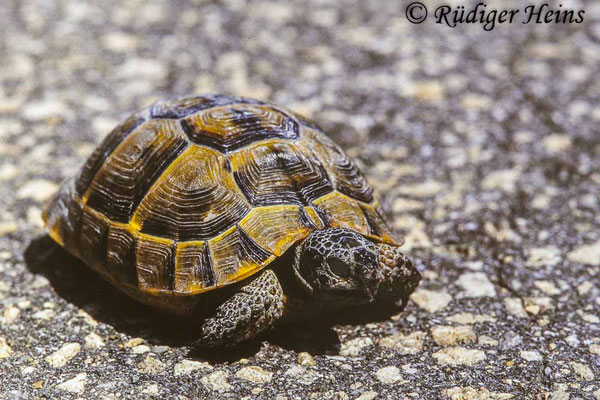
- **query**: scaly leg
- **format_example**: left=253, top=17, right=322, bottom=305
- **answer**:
left=195, top=269, right=285, bottom=347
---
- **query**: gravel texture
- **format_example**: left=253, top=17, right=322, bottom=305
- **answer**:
left=1, top=0, right=600, bottom=399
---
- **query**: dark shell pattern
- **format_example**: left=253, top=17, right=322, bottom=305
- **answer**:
left=43, top=94, right=398, bottom=296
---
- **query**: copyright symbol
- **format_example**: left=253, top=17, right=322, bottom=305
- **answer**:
left=406, top=2, right=427, bottom=24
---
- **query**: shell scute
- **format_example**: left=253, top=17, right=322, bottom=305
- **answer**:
left=181, top=104, right=299, bottom=152
left=312, top=191, right=371, bottom=236
left=230, top=140, right=333, bottom=207
left=301, top=128, right=374, bottom=203
left=175, top=241, right=215, bottom=294
left=136, top=233, right=175, bottom=294
left=84, top=119, right=188, bottom=223
left=79, top=206, right=111, bottom=273
left=75, top=113, right=146, bottom=196
left=359, top=201, right=398, bottom=244
left=131, top=145, right=250, bottom=241
left=43, top=177, right=83, bottom=253
left=207, top=225, right=275, bottom=286
left=238, top=205, right=311, bottom=257
left=106, top=224, right=138, bottom=287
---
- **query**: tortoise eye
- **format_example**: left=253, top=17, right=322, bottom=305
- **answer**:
left=328, top=257, right=351, bottom=278
left=353, top=247, right=376, bottom=266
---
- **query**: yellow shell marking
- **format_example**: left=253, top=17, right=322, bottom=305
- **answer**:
left=312, top=191, right=371, bottom=236
left=208, top=225, right=276, bottom=286
left=238, top=205, right=311, bottom=256
left=303, top=206, right=326, bottom=230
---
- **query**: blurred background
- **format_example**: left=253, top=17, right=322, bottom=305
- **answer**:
left=1, top=0, right=599, bottom=399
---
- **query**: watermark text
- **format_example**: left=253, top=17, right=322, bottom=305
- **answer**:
left=405, top=2, right=585, bottom=30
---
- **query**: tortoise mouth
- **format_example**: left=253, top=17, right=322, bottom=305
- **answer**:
left=345, top=286, right=378, bottom=304
left=312, top=276, right=381, bottom=305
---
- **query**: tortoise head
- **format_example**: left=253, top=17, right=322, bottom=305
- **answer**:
left=293, top=228, right=420, bottom=305
left=293, top=228, right=384, bottom=304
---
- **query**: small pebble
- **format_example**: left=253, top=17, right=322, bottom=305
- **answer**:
left=141, top=383, right=159, bottom=395
left=356, top=391, right=378, bottom=400
left=340, top=337, right=373, bottom=356
left=21, top=366, right=34, bottom=375
left=235, top=366, right=273, bottom=384
left=568, top=240, right=600, bottom=266
left=84, top=333, right=105, bottom=349
left=569, top=361, right=594, bottom=381
left=137, top=356, right=166, bottom=374
left=131, top=345, right=150, bottom=354
left=378, top=331, right=425, bottom=354
left=500, top=331, right=523, bottom=350
left=56, top=373, right=87, bottom=394
left=456, top=272, right=496, bottom=298
left=2, top=306, right=20, bottom=323
left=123, top=338, right=144, bottom=347
left=174, top=360, right=212, bottom=376
left=431, top=325, right=476, bottom=347
left=520, top=351, right=543, bottom=362
left=432, top=347, right=486, bottom=366
left=284, top=366, right=320, bottom=385
left=200, top=370, right=232, bottom=392
left=411, top=289, right=453, bottom=313
left=374, top=366, right=401, bottom=384
left=45, top=343, right=81, bottom=368
left=0, top=337, right=13, bottom=359
left=297, top=352, right=316, bottom=366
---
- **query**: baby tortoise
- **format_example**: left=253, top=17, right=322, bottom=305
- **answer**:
left=43, top=94, right=420, bottom=347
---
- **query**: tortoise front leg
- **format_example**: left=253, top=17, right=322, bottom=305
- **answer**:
left=195, top=269, right=285, bottom=347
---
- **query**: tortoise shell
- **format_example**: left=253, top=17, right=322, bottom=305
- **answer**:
left=43, top=94, right=400, bottom=297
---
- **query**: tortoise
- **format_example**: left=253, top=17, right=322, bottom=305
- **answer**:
left=43, top=94, right=420, bottom=346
